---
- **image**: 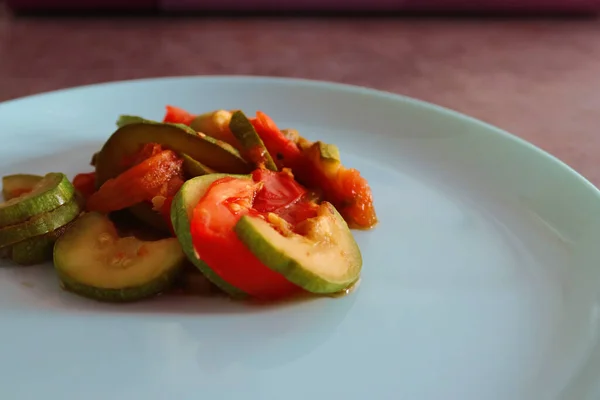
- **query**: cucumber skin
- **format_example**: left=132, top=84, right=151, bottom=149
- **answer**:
left=11, top=235, right=55, bottom=265
left=95, top=121, right=250, bottom=188
left=170, top=174, right=249, bottom=300
left=53, top=212, right=186, bottom=303
left=228, top=111, right=278, bottom=172
left=0, top=173, right=75, bottom=227
left=0, top=197, right=81, bottom=248
left=56, top=266, right=182, bottom=303
left=10, top=223, right=72, bottom=266
left=181, top=154, right=216, bottom=178
left=234, top=202, right=362, bottom=294
left=2, top=174, right=43, bottom=201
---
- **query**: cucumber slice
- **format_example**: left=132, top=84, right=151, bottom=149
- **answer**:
left=90, top=152, right=99, bottom=167
left=0, top=196, right=81, bottom=248
left=313, top=141, right=341, bottom=163
left=0, top=173, right=74, bottom=227
left=10, top=223, right=71, bottom=266
left=181, top=153, right=216, bottom=178
left=189, top=110, right=237, bottom=147
left=95, top=118, right=250, bottom=187
left=116, top=115, right=147, bottom=128
left=234, top=202, right=362, bottom=294
left=170, top=174, right=250, bottom=299
left=54, top=212, right=185, bottom=302
left=116, top=115, right=217, bottom=179
left=228, top=111, right=278, bottom=171
left=2, top=174, right=42, bottom=201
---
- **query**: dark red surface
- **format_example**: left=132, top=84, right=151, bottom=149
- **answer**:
left=162, top=0, right=600, bottom=12
left=6, top=0, right=600, bottom=12
left=5, top=0, right=156, bottom=12
left=1, top=8, right=600, bottom=190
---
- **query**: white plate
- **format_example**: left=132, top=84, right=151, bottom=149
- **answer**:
left=0, top=76, right=598, bottom=400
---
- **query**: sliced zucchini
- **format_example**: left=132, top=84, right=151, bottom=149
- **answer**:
left=116, top=115, right=148, bottom=128
left=90, top=152, right=99, bottom=167
left=54, top=212, right=185, bottom=302
left=229, top=110, right=278, bottom=171
left=234, top=202, right=362, bottom=294
left=297, top=136, right=313, bottom=152
left=181, top=153, right=216, bottom=178
left=117, top=115, right=217, bottom=179
left=95, top=119, right=250, bottom=187
left=170, top=174, right=250, bottom=299
left=10, top=223, right=71, bottom=266
left=0, top=196, right=81, bottom=248
left=0, top=173, right=75, bottom=227
left=189, top=110, right=238, bottom=147
left=2, top=174, right=42, bottom=201
left=313, top=141, right=341, bottom=163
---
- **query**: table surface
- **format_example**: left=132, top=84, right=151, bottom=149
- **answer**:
left=1, top=8, right=600, bottom=185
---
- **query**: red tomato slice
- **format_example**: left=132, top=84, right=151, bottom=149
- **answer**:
left=250, top=111, right=303, bottom=170
left=73, top=172, right=97, bottom=199
left=163, top=105, right=196, bottom=126
left=87, top=150, right=183, bottom=213
left=252, top=169, right=319, bottom=227
left=298, top=154, right=377, bottom=229
left=120, top=143, right=164, bottom=169
left=251, top=169, right=306, bottom=213
left=190, top=175, right=300, bottom=300
left=276, top=199, right=319, bottom=228
left=336, top=168, right=377, bottom=228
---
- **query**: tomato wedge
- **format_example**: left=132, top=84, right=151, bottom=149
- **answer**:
left=87, top=150, right=183, bottom=213
left=298, top=151, right=377, bottom=229
left=250, top=111, right=303, bottom=170
left=190, top=175, right=300, bottom=300
left=163, top=105, right=196, bottom=126
left=251, top=169, right=305, bottom=213
left=72, top=172, right=97, bottom=200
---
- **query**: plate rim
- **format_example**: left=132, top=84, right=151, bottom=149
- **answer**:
left=1, top=74, right=599, bottom=399
left=2, top=74, right=599, bottom=200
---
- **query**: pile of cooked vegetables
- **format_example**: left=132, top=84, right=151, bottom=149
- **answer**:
left=0, top=106, right=377, bottom=302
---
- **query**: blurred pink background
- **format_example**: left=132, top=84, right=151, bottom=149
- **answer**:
left=6, top=0, right=600, bottom=12
left=2, top=1, right=600, bottom=188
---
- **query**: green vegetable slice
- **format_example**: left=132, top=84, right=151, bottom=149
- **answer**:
left=229, top=110, right=278, bottom=171
left=181, top=154, right=216, bottom=178
left=2, top=174, right=43, bottom=201
left=234, top=202, right=362, bottom=294
left=96, top=117, right=250, bottom=186
left=0, top=173, right=75, bottom=228
left=54, top=212, right=185, bottom=302
left=170, top=174, right=250, bottom=299
left=10, top=223, right=71, bottom=266
left=0, top=196, right=81, bottom=248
